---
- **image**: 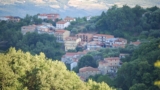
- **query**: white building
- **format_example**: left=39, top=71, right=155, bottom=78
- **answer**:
left=56, top=20, right=70, bottom=29
left=0, top=16, right=9, bottom=21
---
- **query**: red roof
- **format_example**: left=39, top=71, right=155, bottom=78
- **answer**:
left=131, top=41, right=141, bottom=46
left=79, top=66, right=99, bottom=72
left=94, top=34, right=114, bottom=38
left=115, top=38, right=127, bottom=42
left=104, top=57, right=120, bottom=61
left=39, top=13, right=59, bottom=16
left=56, top=20, right=67, bottom=24
left=64, top=16, right=75, bottom=21
left=65, top=36, right=79, bottom=41
left=55, top=30, right=67, bottom=34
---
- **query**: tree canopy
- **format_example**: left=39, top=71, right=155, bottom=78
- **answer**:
left=0, top=47, right=114, bottom=90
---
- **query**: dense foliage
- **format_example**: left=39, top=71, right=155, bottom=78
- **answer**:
left=67, top=5, right=160, bottom=41
left=0, top=15, right=64, bottom=60
left=89, top=38, right=160, bottom=90
left=95, top=5, right=160, bottom=40
left=0, top=48, right=114, bottom=90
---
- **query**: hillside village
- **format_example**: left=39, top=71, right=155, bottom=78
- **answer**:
left=0, top=13, right=141, bottom=81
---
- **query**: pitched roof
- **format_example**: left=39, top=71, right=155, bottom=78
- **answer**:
left=38, top=13, right=59, bottom=16
left=115, top=38, right=127, bottom=42
left=55, top=30, right=68, bottom=34
left=94, top=34, right=114, bottom=38
left=99, top=60, right=108, bottom=65
left=64, top=16, right=75, bottom=21
left=65, top=36, right=79, bottom=41
left=131, top=41, right=141, bottom=46
left=56, top=20, right=67, bottom=24
left=104, top=57, right=120, bottom=61
left=79, top=66, right=99, bottom=72
left=65, top=52, right=78, bottom=56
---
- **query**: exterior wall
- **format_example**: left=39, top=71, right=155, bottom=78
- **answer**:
left=56, top=22, right=70, bottom=29
left=76, top=33, right=93, bottom=42
left=93, top=34, right=114, bottom=43
left=38, top=15, right=48, bottom=19
left=0, top=17, right=9, bottom=21
left=98, top=57, right=121, bottom=74
left=65, top=38, right=81, bottom=51
left=98, top=64, right=110, bottom=74
left=21, top=25, right=36, bottom=35
left=70, top=62, right=77, bottom=70
left=79, top=70, right=100, bottom=80
left=87, top=41, right=101, bottom=50
left=0, top=16, right=20, bottom=22
left=63, top=31, right=70, bottom=42
left=54, top=30, right=70, bottom=43
left=38, top=14, right=59, bottom=21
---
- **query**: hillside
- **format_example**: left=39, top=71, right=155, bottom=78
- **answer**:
left=0, top=47, right=114, bottom=90
left=67, top=5, right=160, bottom=41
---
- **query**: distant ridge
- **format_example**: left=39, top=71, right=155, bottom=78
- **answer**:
left=0, top=0, right=159, bottom=18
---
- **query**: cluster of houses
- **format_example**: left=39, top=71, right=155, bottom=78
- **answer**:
left=1, top=13, right=141, bottom=81
left=0, top=16, right=21, bottom=22
left=61, top=51, right=129, bottom=80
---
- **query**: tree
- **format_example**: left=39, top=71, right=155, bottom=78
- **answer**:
left=129, top=83, right=147, bottom=90
left=78, top=55, right=98, bottom=69
left=0, top=47, right=113, bottom=90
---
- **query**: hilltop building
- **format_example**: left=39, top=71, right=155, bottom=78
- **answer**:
left=38, top=13, right=60, bottom=21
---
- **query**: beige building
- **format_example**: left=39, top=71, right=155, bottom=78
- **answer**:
left=79, top=66, right=100, bottom=80
left=54, top=30, right=70, bottom=43
left=21, top=25, right=37, bottom=35
left=76, top=33, right=93, bottom=42
left=64, top=36, right=81, bottom=51
left=98, top=57, right=121, bottom=74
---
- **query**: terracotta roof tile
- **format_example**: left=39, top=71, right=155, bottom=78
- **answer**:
left=56, top=20, right=67, bottom=24
left=79, top=66, right=99, bottom=72
left=104, top=57, right=120, bottom=61
left=65, top=36, right=79, bottom=41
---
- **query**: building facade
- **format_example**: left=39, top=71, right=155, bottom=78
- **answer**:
left=76, top=33, right=93, bottom=42
left=93, top=34, right=114, bottom=42
left=98, top=57, right=121, bottom=74
left=64, top=16, right=76, bottom=22
left=38, top=13, right=60, bottom=21
left=79, top=66, right=100, bottom=80
left=21, top=25, right=37, bottom=35
left=54, top=30, right=70, bottom=43
left=87, top=41, right=102, bottom=50
left=64, top=37, right=81, bottom=51
left=56, top=20, right=70, bottom=29
left=0, top=16, right=20, bottom=22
